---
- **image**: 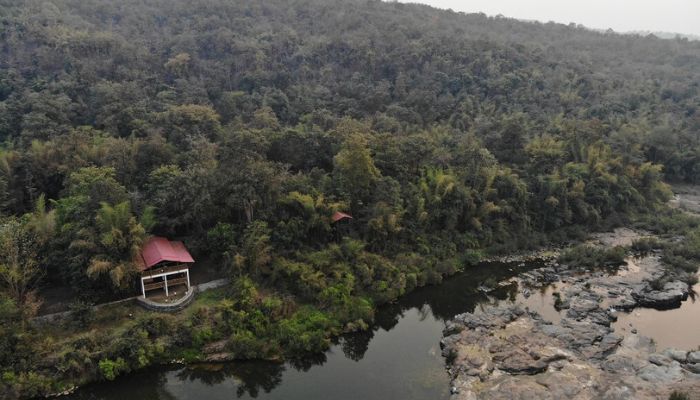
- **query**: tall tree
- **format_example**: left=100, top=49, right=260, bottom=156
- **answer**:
left=333, top=134, right=381, bottom=211
left=81, top=202, right=149, bottom=290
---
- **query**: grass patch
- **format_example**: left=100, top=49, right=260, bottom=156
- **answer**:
left=558, top=244, right=627, bottom=269
left=633, top=209, right=700, bottom=236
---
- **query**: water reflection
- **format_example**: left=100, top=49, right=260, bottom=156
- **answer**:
left=612, top=282, right=700, bottom=350
left=338, top=329, right=372, bottom=362
left=177, top=362, right=285, bottom=397
left=67, top=261, right=538, bottom=400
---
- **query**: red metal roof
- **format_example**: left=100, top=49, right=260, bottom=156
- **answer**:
left=140, top=237, right=195, bottom=270
left=332, top=211, right=353, bottom=223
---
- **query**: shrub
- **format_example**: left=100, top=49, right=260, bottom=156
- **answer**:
left=558, top=245, right=626, bottom=269
left=630, top=237, right=663, bottom=253
left=206, top=222, right=236, bottom=256
left=68, top=301, right=95, bottom=328
left=133, top=314, right=176, bottom=337
left=192, top=327, right=215, bottom=348
left=190, top=306, right=213, bottom=326
left=444, top=348, right=458, bottom=365
left=98, top=358, right=127, bottom=381
left=1, top=371, right=16, bottom=385
left=276, top=308, right=334, bottom=354
left=662, top=253, right=697, bottom=273
left=634, top=209, right=700, bottom=235
left=227, top=330, right=269, bottom=359
left=14, top=372, right=53, bottom=398
left=461, top=249, right=484, bottom=267
left=552, top=292, right=564, bottom=311
left=669, top=391, right=690, bottom=400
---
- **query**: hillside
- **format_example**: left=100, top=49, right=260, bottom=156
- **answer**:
left=1, top=0, right=700, bottom=397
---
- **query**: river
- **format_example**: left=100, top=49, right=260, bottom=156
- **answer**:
left=64, top=255, right=700, bottom=400
left=65, top=260, right=539, bottom=400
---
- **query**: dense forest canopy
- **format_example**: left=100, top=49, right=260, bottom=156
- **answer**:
left=0, top=0, right=699, bottom=396
left=0, top=0, right=697, bottom=321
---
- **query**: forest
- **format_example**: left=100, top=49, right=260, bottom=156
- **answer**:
left=0, top=0, right=699, bottom=397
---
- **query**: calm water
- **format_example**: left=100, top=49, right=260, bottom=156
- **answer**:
left=64, top=259, right=700, bottom=400
left=612, top=282, right=700, bottom=350
left=66, top=261, right=534, bottom=400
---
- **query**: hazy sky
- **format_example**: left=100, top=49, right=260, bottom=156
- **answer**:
left=399, top=1, right=700, bottom=36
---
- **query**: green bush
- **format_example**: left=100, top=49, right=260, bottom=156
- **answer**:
left=13, top=372, right=53, bottom=398
left=661, top=228, right=700, bottom=274
left=630, top=237, right=663, bottom=253
left=133, top=314, right=177, bottom=337
left=68, top=301, right=95, bottom=329
left=207, top=222, right=236, bottom=256
left=276, top=308, right=335, bottom=354
left=1, top=371, right=16, bottom=385
left=634, top=210, right=700, bottom=235
left=461, top=249, right=484, bottom=267
left=227, top=330, right=269, bottom=359
left=558, top=245, right=627, bottom=269
left=98, top=358, right=127, bottom=381
left=192, top=327, right=216, bottom=348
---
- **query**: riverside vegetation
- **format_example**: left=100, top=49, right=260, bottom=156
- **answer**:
left=1, top=0, right=700, bottom=398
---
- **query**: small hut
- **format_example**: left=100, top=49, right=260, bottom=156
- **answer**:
left=331, top=211, right=352, bottom=240
left=139, top=237, right=195, bottom=299
left=332, top=211, right=353, bottom=223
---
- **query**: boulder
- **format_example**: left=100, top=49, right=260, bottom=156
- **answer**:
left=648, top=353, right=672, bottom=366
left=636, top=362, right=684, bottom=383
left=686, top=363, right=700, bottom=374
left=632, top=281, right=689, bottom=309
left=687, top=351, right=700, bottom=364
left=662, top=348, right=688, bottom=363
left=492, top=350, right=549, bottom=375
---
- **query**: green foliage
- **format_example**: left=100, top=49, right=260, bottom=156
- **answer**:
left=207, top=222, right=236, bottom=256
left=84, top=201, right=148, bottom=289
left=273, top=191, right=341, bottom=248
left=68, top=301, right=95, bottom=329
left=558, top=245, right=627, bottom=269
left=0, top=218, right=41, bottom=306
left=276, top=307, right=334, bottom=354
left=227, top=330, right=268, bottom=359
left=633, top=209, right=700, bottom=235
left=98, top=358, right=127, bottom=381
left=630, top=237, right=663, bottom=254
left=0, top=0, right=698, bottom=396
left=660, top=228, right=700, bottom=275
left=333, top=134, right=381, bottom=209
left=228, top=221, right=273, bottom=278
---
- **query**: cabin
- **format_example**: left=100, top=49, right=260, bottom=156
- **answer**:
left=139, top=237, right=195, bottom=299
left=332, top=211, right=353, bottom=223
left=331, top=211, right=353, bottom=240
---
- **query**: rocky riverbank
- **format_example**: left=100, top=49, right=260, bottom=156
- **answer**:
left=441, top=230, right=700, bottom=400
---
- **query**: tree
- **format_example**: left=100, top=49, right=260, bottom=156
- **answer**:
left=0, top=218, right=41, bottom=308
left=273, top=191, right=344, bottom=247
left=25, top=194, right=56, bottom=245
left=227, top=221, right=273, bottom=279
left=81, top=202, right=149, bottom=290
left=333, top=133, right=381, bottom=211
left=159, top=105, right=222, bottom=147
left=63, top=167, right=129, bottom=218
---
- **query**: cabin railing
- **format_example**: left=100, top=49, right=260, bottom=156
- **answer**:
left=141, top=264, right=189, bottom=279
